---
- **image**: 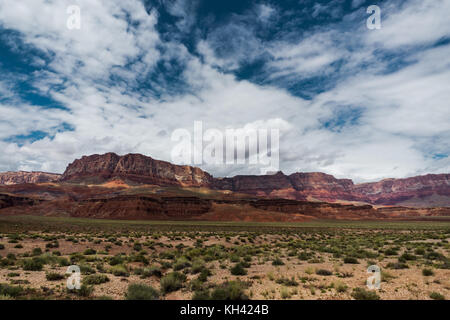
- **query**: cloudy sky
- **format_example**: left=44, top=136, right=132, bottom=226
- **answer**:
left=0, top=0, right=449, bottom=182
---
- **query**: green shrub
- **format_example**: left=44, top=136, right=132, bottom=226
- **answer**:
left=0, top=284, right=24, bottom=298
left=80, top=264, right=96, bottom=275
left=351, top=288, right=380, bottom=300
left=69, top=284, right=94, bottom=297
left=126, top=283, right=159, bottom=300
left=425, top=251, right=442, bottom=260
left=211, top=281, right=248, bottom=300
left=343, top=257, right=359, bottom=264
left=58, top=257, right=70, bottom=267
left=7, top=272, right=20, bottom=278
left=316, top=269, right=333, bottom=276
left=429, top=292, right=445, bottom=300
left=83, top=248, right=97, bottom=255
left=46, top=241, right=59, bottom=249
left=46, top=272, right=65, bottom=281
left=422, top=268, right=434, bottom=276
left=272, top=258, right=284, bottom=266
left=275, top=277, right=298, bottom=286
left=110, top=265, right=129, bottom=277
left=198, top=269, right=211, bottom=282
left=22, top=258, right=43, bottom=271
left=7, top=253, right=16, bottom=260
left=191, top=259, right=205, bottom=274
left=83, top=274, right=109, bottom=285
left=138, top=265, right=162, bottom=278
left=173, top=257, right=191, bottom=271
left=334, top=281, right=348, bottom=293
left=160, top=272, right=186, bottom=294
left=192, top=289, right=211, bottom=300
left=31, top=248, right=43, bottom=256
left=386, top=262, right=408, bottom=269
left=384, top=248, right=398, bottom=256
left=230, top=263, right=247, bottom=276
left=109, top=255, right=125, bottom=266
left=400, top=253, right=416, bottom=261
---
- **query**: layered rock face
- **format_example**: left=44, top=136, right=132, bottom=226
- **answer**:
left=71, top=196, right=212, bottom=220
left=61, top=153, right=213, bottom=186
left=0, top=194, right=43, bottom=209
left=352, top=174, right=450, bottom=205
left=213, top=171, right=292, bottom=194
left=0, top=171, right=61, bottom=185
left=4, top=153, right=449, bottom=207
left=213, top=172, right=450, bottom=206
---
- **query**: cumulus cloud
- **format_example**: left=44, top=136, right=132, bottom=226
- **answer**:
left=0, top=0, right=449, bottom=182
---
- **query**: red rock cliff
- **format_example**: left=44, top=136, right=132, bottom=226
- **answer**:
left=61, top=153, right=213, bottom=186
left=0, top=171, right=61, bottom=185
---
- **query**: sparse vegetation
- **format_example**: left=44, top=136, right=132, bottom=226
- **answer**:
left=126, top=283, right=159, bottom=300
left=0, top=216, right=447, bottom=300
left=351, top=288, right=380, bottom=300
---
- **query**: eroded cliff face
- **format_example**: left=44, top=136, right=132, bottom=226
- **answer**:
left=70, top=196, right=213, bottom=220
left=213, top=171, right=450, bottom=206
left=61, top=153, right=213, bottom=186
left=3, top=153, right=449, bottom=207
left=0, top=194, right=43, bottom=209
left=0, top=171, right=61, bottom=185
left=213, top=171, right=292, bottom=194
left=352, top=174, right=450, bottom=205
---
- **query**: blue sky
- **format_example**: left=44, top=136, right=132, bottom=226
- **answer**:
left=0, top=0, right=449, bottom=182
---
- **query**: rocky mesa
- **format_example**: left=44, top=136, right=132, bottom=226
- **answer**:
left=2, top=152, right=449, bottom=207
left=0, top=171, right=61, bottom=185
left=61, top=152, right=213, bottom=187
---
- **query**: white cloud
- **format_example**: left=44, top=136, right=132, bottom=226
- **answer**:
left=366, top=0, right=450, bottom=49
left=0, top=0, right=449, bottom=183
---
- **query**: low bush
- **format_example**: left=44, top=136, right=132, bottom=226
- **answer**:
left=429, top=292, right=445, bottom=300
left=422, top=268, right=434, bottom=276
left=0, top=283, right=24, bottom=298
left=160, top=272, right=186, bottom=294
left=83, top=274, right=109, bottom=285
left=211, top=281, right=248, bottom=300
left=343, top=257, right=359, bottom=264
left=192, top=289, right=211, bottom=300
left=230, top=263, right=247, bottom=276
left=83, top=248, right=97, bottom=255
left=126, top=283, right=159, bottom=300
left=110, top=265, right=129, bottom=277
left=46, top=272, right=65, bottom=281
left=173, top=257, right=191, bottom=271
left=272, top=258, right=284, bottom=266
left=316, top=269, right=333, bottom=276
left=275, top=277, right=298, bottom=286
left=386, top=262, right=408, bottom=269
left=22, top=258, right=44, bottom=271
left=351, top=288, right=380, bottom=300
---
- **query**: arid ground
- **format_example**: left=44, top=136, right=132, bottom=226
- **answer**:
left=0, top=216, right=449, bottom=300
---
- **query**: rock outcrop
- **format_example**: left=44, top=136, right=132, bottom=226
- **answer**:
left=3, top=153, right=449, bottom=207
left=213, top=172, right=450, bottom=206
left=0, top=193, right=43, bottom=209
left=61, top=153, right=213, bottom=186
left=0, top=171, right=60, bottom=185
